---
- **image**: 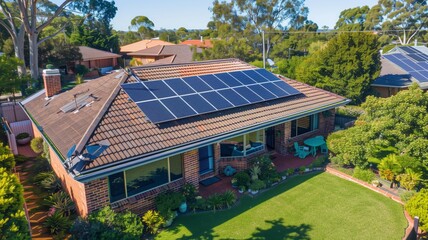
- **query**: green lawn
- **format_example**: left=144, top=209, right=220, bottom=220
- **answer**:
left=156, top=172, right=407, bottom=240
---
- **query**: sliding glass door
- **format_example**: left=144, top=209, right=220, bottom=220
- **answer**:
left=199, top=145, right=214, bottom=174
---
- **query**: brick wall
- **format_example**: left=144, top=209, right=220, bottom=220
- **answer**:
left=183, top=149, right=199, bottom=190
left=42, top=70, right=61, bottom=97
left=85, top=178, right=109, bottom=213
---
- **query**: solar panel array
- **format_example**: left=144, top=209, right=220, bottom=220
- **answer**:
left=384, top=53, right=428, bottom=82
left=398, top=46, right=428, bottom=62
left=122, top=69, right=302, bottom=124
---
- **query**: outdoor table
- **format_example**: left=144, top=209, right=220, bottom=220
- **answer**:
left=303, top=137, right=326, bottom=156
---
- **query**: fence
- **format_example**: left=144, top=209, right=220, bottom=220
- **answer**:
left=0, top=102, right=28, bottom=123
left=2, top=118, right=18, bottom=155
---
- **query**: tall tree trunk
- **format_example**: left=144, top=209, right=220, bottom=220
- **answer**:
left=13, top=26, right=26, bottom=77
left=28, top=32, right=39, bottom=79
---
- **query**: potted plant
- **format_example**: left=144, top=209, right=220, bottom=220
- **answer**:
left=179, top=201, right=187, bottom=213
left=238, top=185, right=245, bottom=193
left=299, top=166, right=306, bottom=174
left=234, top=171, right=251, bottom=189
left=249, top=179, right=265, bottom=194
left=161, top=210, right=174, bottom=227
left=16, top=132, right=31, bottom=145
left=287, top=168, right=295, bottom=176
left=231, top=177, right=238, bottom=188
left=281, top=171, right=287, bottom=180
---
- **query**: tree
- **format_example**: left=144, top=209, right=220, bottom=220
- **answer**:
left=0, top=167, right=29, bottom=240
left=377, top=0, right=428, bottom=45
left=0, top=143, right=14, bottom=171
left=378, top=154, right=402, bottom=187
left=129, top=16, right=154, bottom=40
left=406, top=189, right=428, bottom=232
left=296, top=32, right=381, bottom=103
left=335, top=6, right=371, bottom=31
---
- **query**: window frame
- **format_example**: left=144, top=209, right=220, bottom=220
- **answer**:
left=220, top=129, right=265, bottom=158
left=291, top=114, right=319, bottom=138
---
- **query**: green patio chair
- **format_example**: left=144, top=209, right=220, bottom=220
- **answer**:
left=293, top=142, right=310, bottom=159
left=320, top=144, right=328, bottom=154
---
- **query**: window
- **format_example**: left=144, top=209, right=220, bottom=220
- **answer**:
left=220, top=130, right=265, bottom=157
left=291, top=114, right=319, bottom=137
left=108, top=154, right=183, bottom=202
left=199, top=145, right=214, bottom=174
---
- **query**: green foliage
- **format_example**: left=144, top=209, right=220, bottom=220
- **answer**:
left=334, top=6, right=372, bottom=31
left=296, top=32, right=381, bottom=103
left=250, top=165, right=261, bottom=181
left=155, top=191, right=184, bottom=218
left=42, top=141, right=50, bottom=161
left=43, top=211, right=71, bottom=235
left=396, top=169, right=422, bottom=191
left=75, top=74, right=84, bottom=85
left=181, top=183, right=196, bottom=203
left=378, top=155, right=402, bottom=182
left=406, top=189, right=428, bottom=232
left=399, top=190, right=416, bottom=203
left=311, top=155, right=328, bottom=168
left=34, top=171, right=61, bottom=193
left=129, top=16, right=155, bottom=39
left=75, top=65, right=90, bottom=76
left=0, top=56, right=26, bottom=95
left=234, top=171, right=251, bottom=188
left=30, top=137, right=44, bottom=154
left=249, top=179, right=266, bottom=191
left=221, top=190, right=237, bottom=209
left=0, top=168, right=29, bottom=240
left=70, top=206, right=143, bottom=240
left=142, top=210, right=163, bottom=234
left=44, top=191, right=75, bottom=216
left=352, top=167, right=375, bottom=183
left=336, top=105, right=364, bottom=118
left=206, top=193, right=223, bottom=212
left=0, top=143, right=15, bottom=171
left=274, top=56, right=305, bottom=79
left=249, top=155, right=278, bottom=183
left=15, top=132, right=29, bottom=140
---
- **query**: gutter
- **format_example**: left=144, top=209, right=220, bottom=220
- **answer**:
left=75, top=99, right=350, bottom=182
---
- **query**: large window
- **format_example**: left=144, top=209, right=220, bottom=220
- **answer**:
left=199, top=145, right=214, bottom=174
left=108, top=154, right=183, bottom=202
left=291, top=114, right=319, bottom=137
left=220, top=130, right=265, bottom=157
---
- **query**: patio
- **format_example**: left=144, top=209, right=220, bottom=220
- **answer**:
left=198, top=152, right=322, bottom=198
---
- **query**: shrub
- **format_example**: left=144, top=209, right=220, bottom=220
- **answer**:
left=206, top=193, right=223, bottom=212
left=14, top=155, right=29, bottom=164
left=312, top=155, right=328, bottom=168
left=250, top=155, right=277, bottom=181
left=42, top=141, right=50, bottom=161
left=189, top=196, right=207, bottom=212
left=405, top=189, right=428, bottom=232
left=181, top=183, right=196, bottom=203
left=30, top=137, right=44, bottom=154
left=234, top=171, right=250, bottom=188
left=70, top=206, right=143, bottom=240
left=75, top=64, right=89, bottom=76
left=250, top=165, right=261, bottom=181
left=16, top=132, right=30, bottom=139
left=32, top=156, right=51, bottom=173
left=397, top=169, right=422, bottom=191
left=0, top=143, right=15, bottom=170
left=352, top=167, right=375, bottom=183
left=35, top=171, right=62, bottom=192
left=249, top=179, right=266, bottom=191
left=44, top=191, right=75, bottom=216
left=76, top=74, right=84, bottom=84
left=155, top=191, right=184, bottom=218
left=400, top=190, right=416, bottom=203
left=43, top=211, right=71, bottom=235
left=0, top=167, right=29, bottom=239
left=142, top=210, right=164, bottom=234
left=220, top=190, right=237, bottom=209
left=336, top=105, right=364, bottom=118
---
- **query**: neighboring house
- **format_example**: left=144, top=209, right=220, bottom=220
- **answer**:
left=71, top=46, right=122, bottom=77
left=20, top=59, right=349, bottom=217
left=372, top=46, right=428, bottom=97
left=180, top=39, right=213, bottom=49
left=127, top=45, right=199, bottom=65
left=120, top=39, right=174, bottom=54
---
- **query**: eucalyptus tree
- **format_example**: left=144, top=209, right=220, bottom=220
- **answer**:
left=129, top=16, right=155, bottom=40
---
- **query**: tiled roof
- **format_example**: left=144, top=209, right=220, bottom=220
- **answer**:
left=22, top=72, right=125, bottom=158
left=120, top=40, right=174, bottom=53
left=78, top=46, right=121, bottom=61
left=180, top=39, right=213, bottom=48
left=127, top=45, right=197, bottom=64
left=22, top=59, right=348, bottom=178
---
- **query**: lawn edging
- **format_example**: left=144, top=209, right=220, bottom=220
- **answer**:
left=325, top=165, right=414, bottom=240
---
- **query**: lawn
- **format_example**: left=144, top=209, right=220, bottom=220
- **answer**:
left=156, top=172, right=407, bottom=240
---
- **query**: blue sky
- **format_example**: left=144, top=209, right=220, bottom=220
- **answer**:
left=111, top=0, right=378, bottom=31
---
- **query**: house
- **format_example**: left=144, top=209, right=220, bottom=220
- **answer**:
left=71, top=46, right=122, bottom=77
left=120, top=39, right=175, bottom=54
left=20, top=59, right=349, bottom=217
left=127, top=45, right=199, bottom=65
left=180, top=39, right=213, bottom=49
left=372, top=46, right=428, bottom=97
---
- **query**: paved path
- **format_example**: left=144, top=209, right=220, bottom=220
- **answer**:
left=16, top=160, right=52, bottom=240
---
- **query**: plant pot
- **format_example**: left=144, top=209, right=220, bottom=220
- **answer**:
left=163, top=217, right=174, bottom=227
left=281, top=176, right=287, bottom=180
left=238, top=189, right=244, bottom=193
left=179, top=202, right=187, bottom=213
left=16, top=137, right=31, bottom=145
left=250, top=189, right=259, bottom=195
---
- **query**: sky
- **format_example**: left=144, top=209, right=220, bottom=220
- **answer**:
left=111, top=0, right=378, bottom=31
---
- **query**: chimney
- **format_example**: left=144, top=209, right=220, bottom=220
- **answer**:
left=43, top=69, right=61, bottom=98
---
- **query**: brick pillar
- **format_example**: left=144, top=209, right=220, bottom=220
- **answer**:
left=183, top=150, right=199, bottom=191
left=214, top=143, right=221, bottom=174
left=42, top=69, right=61, bottom=98
left=85, top=178, right=110, bottom=214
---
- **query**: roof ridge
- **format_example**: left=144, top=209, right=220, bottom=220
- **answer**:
left=158, top=45, right=165, bottom=55
left=75, top=71, right=128, bottom=154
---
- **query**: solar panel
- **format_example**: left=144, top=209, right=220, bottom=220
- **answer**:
left=122, top=68, right=302, bottom=123
left=408, top=54, right=427, bottom=62
left=400, top=46, right=419, bottom=54
left=384, top=52, right=428, bottom=84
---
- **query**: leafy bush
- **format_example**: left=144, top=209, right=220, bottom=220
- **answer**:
left=206, top=193, right=223, bottom=212
left=34, top=171, right=62, bottom=192
left=76, top=74, right=84, bottom=84
left=16, top=132, right=30, bottom=139
left=32, top=156, right=51, bottom=173
left=378, top=155, right=402, bottom=183
left=249, top=155, right=277, bottom=182
left=43, top=211, right=71, bottom=235
left=75, top=64, right=89, bottom=76
left=42, top=141, right=50, bottom=161
left=400, top=190, right=416, bottom=203
left=220, top=190, right=237, bottom=209
left=142, top=210, right=163, bottom=234
left=312, top=155, right=328, bottom=168
left=0, top=143, right=15, bottom=170
left=155, top=191, right=184, bottom=218
left=250, top=165, right=261, bottom=181
left=405, top=189, right=428, bottom=232
left=30, top=137, right=44, bottom=154
left=14, top=155, right=29, bottom=164
left=397, top=169, right=421, bottom=190
left=44, top=191, right=75, bottom=216
left=336, top=105, right=364, bottom=118
left=189, top=196, right=207, bottom=212
left=249, top=179, right=266, bottom=191
left=352, top=167, right=375, bottom=183
left=181, top=183, right=196, bottom=203
left=234, top=171, right=250, bottom=188
left=70, top=206, right=143, bottom=240
left=0, top=167, right=29, bottom=239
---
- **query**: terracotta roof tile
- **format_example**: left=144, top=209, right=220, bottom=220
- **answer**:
left=180, top=39, right=213, bottom=48
left=120, top=40, right=175, bottom=53
left=79, top=46, right=121, bottom=61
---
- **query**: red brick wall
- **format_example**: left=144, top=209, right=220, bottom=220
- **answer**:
left=183, top=149, right=199, bottom=189
left=43, top=73, right=61, bottom=97
left=85, top=178, right=109, bottom=213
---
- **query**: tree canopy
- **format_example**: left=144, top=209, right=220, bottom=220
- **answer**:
left=296, top=32, right=381, bottom=103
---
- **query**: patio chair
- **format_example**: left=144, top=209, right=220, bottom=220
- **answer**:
left=320, top=144, right=328, bottom=154
left=293, top=142, right=310, bottom=159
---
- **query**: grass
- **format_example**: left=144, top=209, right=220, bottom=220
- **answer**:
left=156, top=172, right=407, bottom=240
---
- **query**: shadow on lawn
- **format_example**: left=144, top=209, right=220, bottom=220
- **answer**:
left=166, top=172, right=321, bottom=240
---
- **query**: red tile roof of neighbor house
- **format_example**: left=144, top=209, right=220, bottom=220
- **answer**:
left=120, top=39, right=175, bottom=53
left=127, top=45, right=200, bottom=64
left=180, top=39, right=213, bottom=48
left=21, top=59, right=349, bottom=180
left=78, top=46, right=121, bottom=61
